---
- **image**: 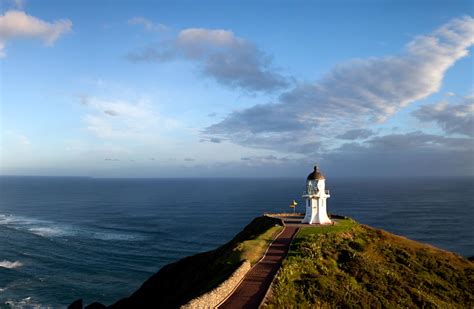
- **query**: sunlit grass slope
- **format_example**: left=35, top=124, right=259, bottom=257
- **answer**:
left=266, top=218, right=474, bottom=308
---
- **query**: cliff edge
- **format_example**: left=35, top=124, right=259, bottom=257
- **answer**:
left=70, top=216, right=282, bottom=309
left=71, top=216, right=473, bottom=308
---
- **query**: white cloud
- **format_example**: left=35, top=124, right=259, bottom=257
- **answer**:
left=80, top=96, right=181, bottom=140
left=127, top=28, right=289, bottom=92
left=413, top=95, right=474, bottom=137
left=18, top=134, right=30, bottom=145
left=200, top=136, right=223, bottom=143
left=240, top=154, right=291, bottom=165
left=2, top=131, right=31, bottom=146
left=336, top=129, right=374, bottom=140
left=325, top=131, right=474, bottom=176
left=0, top=10, right=72, bottom=57
left=177, top=28, right=240, bottom=55
left=205, top=16, right=474, bottom=153
left=128, top=16, right=168, bottom=32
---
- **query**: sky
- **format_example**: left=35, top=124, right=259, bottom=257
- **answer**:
left=0, top=0, right=473, bottom=178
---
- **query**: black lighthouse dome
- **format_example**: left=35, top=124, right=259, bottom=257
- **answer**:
left=307, top=165, right=325, bottom=180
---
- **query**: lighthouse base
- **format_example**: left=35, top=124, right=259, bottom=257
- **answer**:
left=301, top=198, right=332, bottom=225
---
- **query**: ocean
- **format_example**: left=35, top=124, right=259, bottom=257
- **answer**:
left=0, top=176, right=473, bottom=308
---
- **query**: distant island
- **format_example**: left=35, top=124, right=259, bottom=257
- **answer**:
left=69, top=214, right=474, bottom=308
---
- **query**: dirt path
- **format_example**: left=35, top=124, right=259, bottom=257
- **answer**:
left=219, top=224, right=299, bottom=309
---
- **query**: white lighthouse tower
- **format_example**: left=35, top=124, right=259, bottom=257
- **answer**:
left=302, top=165, right=332, bottom=225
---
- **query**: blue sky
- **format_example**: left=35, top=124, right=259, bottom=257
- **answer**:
left=0, top=0, right=473, bottom=177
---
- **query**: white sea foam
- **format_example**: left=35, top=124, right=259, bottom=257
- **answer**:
left=0, top=214, right=15, bottom=224
left=5, top=297, right=46, bottom=309
left=0, top=214, right=47, bottom=228
left=92, top=231, right=145, bottom=241
left=1, top=213, right=144, bottom=241
left=0, top=260, right=23, bottom=269
left=28, top=227, right=65, bottom=237
left=0, top=213, right=73, bottom=238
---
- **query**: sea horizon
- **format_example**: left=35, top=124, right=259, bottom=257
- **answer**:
left=2, top=175, right=473, bottom=180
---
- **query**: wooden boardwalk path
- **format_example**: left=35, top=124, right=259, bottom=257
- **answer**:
left=219, top=224, right=299, bottom=309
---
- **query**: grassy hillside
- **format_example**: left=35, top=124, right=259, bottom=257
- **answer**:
left=265, top=218, right=474, bottom=308
left=106, top=216, right=282, bottom=308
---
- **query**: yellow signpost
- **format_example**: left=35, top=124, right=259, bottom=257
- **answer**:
left=289, top=200, right=298, bottom=213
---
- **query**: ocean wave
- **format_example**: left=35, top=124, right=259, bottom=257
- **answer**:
left=0, top=260, right=23, bottom=269
left=89, top=231, right=145, bottom=241
left=28, top=227, right=66, bottom=237
left=0, top=214, right=70, bottom=237
left=4, top=297, right=47, bottom=309
left=0, top=213, right=144, bottom=241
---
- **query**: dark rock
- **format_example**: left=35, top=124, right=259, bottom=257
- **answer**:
left=68, top=299, right=83, bottom=309
left=85, top=302, right=106, bottom=309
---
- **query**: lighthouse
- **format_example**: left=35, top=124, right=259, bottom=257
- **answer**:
left=302, top=165, right=332, bottom=224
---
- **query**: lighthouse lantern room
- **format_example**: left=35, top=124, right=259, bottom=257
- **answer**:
left=302, top=165, right=332, bottom=225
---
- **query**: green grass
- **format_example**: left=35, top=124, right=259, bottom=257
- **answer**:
left=232, top=225, right=283, bottom=265
left=289, top=219, right=357, bottom=257
left=265, top=218, right=474, bottom=308
left=297, top=218, right=357, bottom=237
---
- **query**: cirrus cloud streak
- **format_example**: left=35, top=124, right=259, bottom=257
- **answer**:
left=205, top=16, right=474, bottom=154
